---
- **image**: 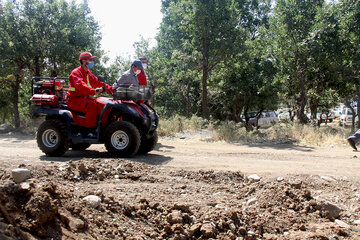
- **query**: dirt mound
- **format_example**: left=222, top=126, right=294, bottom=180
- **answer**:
left=1, top=160, right=360, bottom=239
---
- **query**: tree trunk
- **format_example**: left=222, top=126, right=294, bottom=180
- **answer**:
left=201, top=37, right=209, bottom=119
left=12, top=75, right=21, bottom=129
left=309, top=97, right=319, bottom=127
left=51, top=59, right=58, bottom=77
left=231, top=94, right=243, bottom=123
left=345, top=101, right=356, bottom=132
left=297, top=67, right=308, bottom=124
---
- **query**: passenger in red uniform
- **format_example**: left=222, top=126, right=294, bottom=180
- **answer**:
left=138, top=57, right=147, bottom=86
left=67, top=52, right=113, bottom=131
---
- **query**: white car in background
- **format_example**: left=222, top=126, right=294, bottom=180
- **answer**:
left=333, top=105, right=344, bottom=118
left=243, top=111, right=279, bottom=128
left=339, top=108, right=358, bottom=126
left=278, top=110, right=293, bottom=121
left=306, top=111, right=335, bottom=123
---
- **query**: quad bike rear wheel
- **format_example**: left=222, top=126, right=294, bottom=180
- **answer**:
left=138, top=131, right=158, bottom=154
left=105, top=121, right=140, bottom=157
left=37, top=119, right=69, bottom=156
left=71, top=143, right=91, bottom=151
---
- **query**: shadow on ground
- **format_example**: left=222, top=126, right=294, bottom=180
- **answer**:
left=0, top=133, right=35, bottom=142
left=39, top=143, right=173, bottom=166
left=240, top=143, right=315, bottom=152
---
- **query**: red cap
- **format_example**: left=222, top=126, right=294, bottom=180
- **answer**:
left=79, top=52, right=97, bottom=61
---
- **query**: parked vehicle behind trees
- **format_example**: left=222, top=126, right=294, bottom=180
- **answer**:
left=277, top=109, right=297, bottom=121
left=340, top=108, right=358, bottom=127
left=241, top=110, right=279, bottom=129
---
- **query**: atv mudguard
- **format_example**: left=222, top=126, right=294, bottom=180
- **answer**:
left=32, top=107, right=74, bottom=139
left=99, top=101, right=157, bottom=139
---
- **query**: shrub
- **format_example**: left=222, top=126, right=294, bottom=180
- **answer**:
left=157, top=115, right=209, bottom=136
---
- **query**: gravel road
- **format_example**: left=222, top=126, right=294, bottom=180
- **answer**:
left=1, top=133, right=359, bottom=179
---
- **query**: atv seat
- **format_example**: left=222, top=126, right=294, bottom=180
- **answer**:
left=60, top=104, right=86, bottom=117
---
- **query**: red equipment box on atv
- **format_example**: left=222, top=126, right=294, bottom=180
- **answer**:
left=30, top=77, right=158, bottom=157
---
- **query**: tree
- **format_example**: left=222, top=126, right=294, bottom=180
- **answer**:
left=270, top=0, right=324, bottom=124
left=0, top=0, right=102, bottom=128
left=0, top=0, right=27, bottom=127
left=306, top=2, right=342, bottom=126
left=156, top=0, right=237, bottom=118
left=212, top=30, right=278, bottom=127
left=338, top=0, right=360, bottom=130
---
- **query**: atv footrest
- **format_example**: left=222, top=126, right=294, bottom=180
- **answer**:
left=71, top=135, right=99, bottom=144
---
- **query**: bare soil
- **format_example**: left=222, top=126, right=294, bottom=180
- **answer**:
left=1, top=132, right=360, bottom=239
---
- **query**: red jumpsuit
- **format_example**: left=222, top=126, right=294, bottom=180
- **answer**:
left=137, top=69, right=147, bottom=104
left=138, top=69, right=147, bottom=86
left=67, top=66, right=113, bottom=128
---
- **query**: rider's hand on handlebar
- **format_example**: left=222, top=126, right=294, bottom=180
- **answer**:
left=95, top=87, right=103, bottom=95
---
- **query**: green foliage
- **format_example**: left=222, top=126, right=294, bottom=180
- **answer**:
left=0, top=0, right=102, bottom=127
left=268, top=0, right=347, bottom=124
left=1, top=0, right=360, bottom=133
left=337, top=0, right=360, bottom=128
left=152, top=0, right=277, bottom=121
left=153, top=0, right=239, bottom=118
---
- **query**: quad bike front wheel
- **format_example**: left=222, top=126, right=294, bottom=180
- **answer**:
left=37, top=119, right=70, bottom=157
left=105, top=121, right=140, bottom=157
left=138, top=131, right=158, bottom=154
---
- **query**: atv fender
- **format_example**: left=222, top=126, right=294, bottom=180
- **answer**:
left=99, top=102, right=141, bottom=124
left=98, top=102, right=151, bottom=135
left=32, top=107, right=74, bottom=139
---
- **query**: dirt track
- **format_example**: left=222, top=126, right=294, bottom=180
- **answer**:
left=0, top=133, right=359, bottom=178
left=1, top=133, right=360, bottom=239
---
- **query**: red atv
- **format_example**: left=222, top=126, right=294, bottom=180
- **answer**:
left=30, top=76, right=158, bottom=157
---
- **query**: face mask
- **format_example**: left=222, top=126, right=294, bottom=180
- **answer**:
left=87, top=62, right=94, bottom=69
left=142, top=63, right=147, bottom=69
left=135, top=69, right=141, bottom=75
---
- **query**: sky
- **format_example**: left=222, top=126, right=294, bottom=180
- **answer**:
left=85, top=0, right=163, bottom=62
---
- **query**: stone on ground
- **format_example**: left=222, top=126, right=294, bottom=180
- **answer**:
left=11, top=168, right=31, bottom=183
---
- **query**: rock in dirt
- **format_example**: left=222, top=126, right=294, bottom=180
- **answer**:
left=200, top=222, right=216, bottom=238
left=83, top=195, right=101, bottom=208
left=19, top=182, right=31, bottom=191
left=188, top=223, right=202, bottom=236
left=320, top=176, right=336, bottom=182
left=335, top=220, right=351, bottom=229
left=167, top=210, right=183, bottom=224
left=171, top=203, right=191, bottom=213
left=59, top=210, right=85, bottom=232
left=11, top=168, right=31, bottom=183
left=78, top=163, right=88, bottom=174
left=246, top=198, right=258, bottom=206
left=289, top=179, right=302, bottom=189
left=248, top=174, right=260, bottom=182
left=321, top=202, right=342, bottom=220
left=24, top=191, right=58, bottom=226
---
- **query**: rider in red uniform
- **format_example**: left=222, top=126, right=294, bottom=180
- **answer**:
left=137, top=70, right=147, bottom=86
left=67, top=52, right=113, bottom=129
left=138, top=57, right=147, bottom=86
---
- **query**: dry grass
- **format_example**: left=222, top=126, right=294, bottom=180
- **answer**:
left=158, top=116, right=353, bottom=147
left=213, top=120, right=352, bottom=147
left=157, top=115, right=209, bottom=136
